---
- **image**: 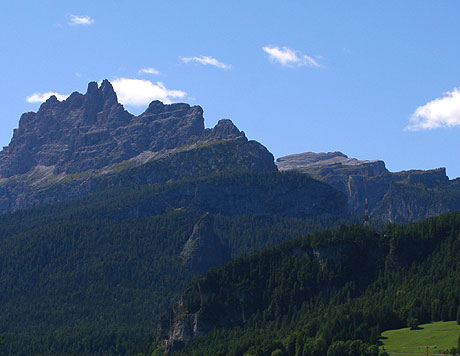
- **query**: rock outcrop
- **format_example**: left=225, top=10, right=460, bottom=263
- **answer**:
left=276, top=151, right=387, bottom=177
left=180, top=215, right=230, bottom=275
left=277, top=152, right=460, bottom=223
left=0, top=80, right=249, bottom=178
left=0, top=80, right=275, bottom=213
left=158, top=235, right=386, bottom=354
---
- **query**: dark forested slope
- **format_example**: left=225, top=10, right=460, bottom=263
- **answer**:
left=0, top=81, right=354, bottom=355
left=3, top=80, right=459, bottom=356
left=159, top=211, right=460, bottom=356
left=0, top=169, right=349, bottom=356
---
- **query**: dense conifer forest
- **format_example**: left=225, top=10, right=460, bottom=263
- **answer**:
left=0, top=170, right=348, bottom=356
left=160, top=212, right=460, bottom=356
left=1, top=161, right=460, bottom=356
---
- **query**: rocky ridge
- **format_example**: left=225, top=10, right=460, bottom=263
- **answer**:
left=276, top=151, right=387, bottom=177
left=277, top=151, right=460, bottom=223
left=0, top=80, right=276, bottom=213
left=0, top=80, right=249, bottom=178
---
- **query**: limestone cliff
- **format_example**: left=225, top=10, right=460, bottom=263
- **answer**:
left=277, top=152, right=460, bottom=223
left=0, top=80, right=276, bottom=212
left=180, top=215, right=231, bottom=275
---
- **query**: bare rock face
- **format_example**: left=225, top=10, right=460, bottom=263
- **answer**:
left=203, top=119, right=245, bottom=141
left=157, top=289, right=223, bottom=355
left=276, top=151, right=389, bottom=216
left=277, top=151, right=460, bottom=223
left=0, top=80, right=274, bottom=213
left=0, top=80, right=252, bottom=179
left=276, top=151, right=387, bottom=177
left=0, top=80, right=208, bottom=177
left=180, top=215, right=230, bottom=275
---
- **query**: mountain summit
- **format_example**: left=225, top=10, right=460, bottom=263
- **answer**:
left=0, top=80, right=274, bottom=212
left=0, top=80, right=248, bottom=177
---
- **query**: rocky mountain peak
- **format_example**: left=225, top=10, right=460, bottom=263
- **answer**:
left=0, top=80, right=262, bottom=182
left=45, top=95, right=59, bottom=104
left=203, top=119, right=246, bottom=141
left=99, top=79, right=118, bottom=105
left=82, top=80, right=123, bottom=125
left=276, top=150, right=460, bottom=223
left=142, top=100, right=197, bottom=117
left=144, top=100, right=166, bottom=114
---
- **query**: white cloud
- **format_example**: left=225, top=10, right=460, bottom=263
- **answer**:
left=406, top=88, right=460, bottom=131
left=68, top=15, right=94, bottom=26
left=262, top=45, right=320, bottom=68
left=111, top=78, right=186, bottom=106
left=27, top=92, right=69, bottom=103
left=139, top=67, right=161, bottom=75
left=180, top=56, right=231, bottom=70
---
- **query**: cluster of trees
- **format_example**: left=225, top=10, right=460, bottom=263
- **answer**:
left=169, top=211, right=460, bottom=356
left=0, top=170, right=349, bottom=356
left=3, top=158, right=460, bottom=355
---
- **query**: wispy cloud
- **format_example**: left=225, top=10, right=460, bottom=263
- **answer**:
left=68, top=15, right=94, bottom=26
left=406, top=88, right=460, bottom=131
left=180, top=56, right=231, bottom=70
left=139, top=67, right=161, bottom=75
left=262, top=45, right=320, bottom=68
left=27, top=92, right=69, bottom=103
left=111, top=78, right=186, bottom=106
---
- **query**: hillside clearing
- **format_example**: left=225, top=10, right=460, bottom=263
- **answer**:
left=380, top=321, right=460, bottom=355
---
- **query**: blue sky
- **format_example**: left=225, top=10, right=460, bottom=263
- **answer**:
left=2, top=1, right=460, bottom=176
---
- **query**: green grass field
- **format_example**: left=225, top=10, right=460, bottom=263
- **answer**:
left=380, top=321, right=460, bottom=355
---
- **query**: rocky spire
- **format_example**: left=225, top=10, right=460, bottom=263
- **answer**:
left=203, top=119, right=246, bottom=141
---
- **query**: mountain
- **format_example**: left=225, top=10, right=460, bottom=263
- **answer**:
left=4, top=79, right=460, bottom=356
left=157, top=211, right=460, bottom=356
left=0, top=80, right=245, bottom=177
left=0, top=80, right=275, bottom=213
left=3, top=81, right=459, bottom=224
left=277, top=151, right=460, bottom=223
left=0, top=81, right=351, bottom=356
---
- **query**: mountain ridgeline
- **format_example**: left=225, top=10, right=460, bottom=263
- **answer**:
left=0, top=80, right=275, bottom=213
left=1, top=80, right=460, bottom=222
left=277, top=151, right=460, bottom=223
left=0, top=81, right=350, bottom=356
left=1, top=80, right=460, bottom=356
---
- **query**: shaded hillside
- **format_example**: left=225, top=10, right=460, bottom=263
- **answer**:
left=5, top=138, right=277, bottom=213
left=0, top=169, right=350, bottom=356
left=159, top=211, right=460, bottom=356
left=277, top=151, right=460, bottom=223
